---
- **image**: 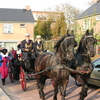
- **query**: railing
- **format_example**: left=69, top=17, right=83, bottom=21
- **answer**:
left=43, top=40, right=57, bottom=52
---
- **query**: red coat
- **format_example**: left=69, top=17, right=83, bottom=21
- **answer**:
left=0, top=53, right=11, bottom=79
left=11, top=50, right=17, bottom=59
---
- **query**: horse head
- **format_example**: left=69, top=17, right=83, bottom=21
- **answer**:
left=79, top=29, right=97, bottom=57
left=54, top=30, right=77, bottom=61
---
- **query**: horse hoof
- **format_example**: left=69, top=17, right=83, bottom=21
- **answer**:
left=79, top=98, right=84, bottom=100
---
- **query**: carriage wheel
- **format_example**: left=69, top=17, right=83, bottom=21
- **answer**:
left=51, top=79, right=54, bottom=87
left=20, top=68, right=26, bottom=91
left=9, top=65, right=14, bottom=83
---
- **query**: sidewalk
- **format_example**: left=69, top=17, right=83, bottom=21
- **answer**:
left=0, top=87, right=11, bottom=100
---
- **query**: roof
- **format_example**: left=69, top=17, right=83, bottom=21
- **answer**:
left=0, top=8, right=35, bottom=23
left=77, top=1, right=100, bottom=19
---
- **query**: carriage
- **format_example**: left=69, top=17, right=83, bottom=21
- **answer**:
left=18, top=51, right=55, bottom=91
left=16, top=51, right=35, bottom=91
left=13, top=29, right=97, bottom=100
left=8, top=56, right=20, bottom=83
left=8, top=60, right=14, bottom=83
left=6, top=51, right=27, bottom=87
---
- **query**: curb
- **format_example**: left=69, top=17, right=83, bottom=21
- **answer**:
left=0, top=87, right=11, bottom=100
left=0, top=84, right=20, bottom=100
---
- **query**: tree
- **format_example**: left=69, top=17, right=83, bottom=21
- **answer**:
left=51, top=12, right=66, bottom=38
left=34, top=19, right=52, bottom=40
left=34, top=20, right=45, bottom=38
left=34, top=3, right=81, bottom=40
left=54, top=3, right=81, bottom=31
left=94, top=32, right=100, bottom=45
left=44, top=18, right=52, bottom=40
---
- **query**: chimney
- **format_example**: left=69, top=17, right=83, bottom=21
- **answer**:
left=94, top=0, right=100, bottom=3
left=25, top=5, right=30, bottom=10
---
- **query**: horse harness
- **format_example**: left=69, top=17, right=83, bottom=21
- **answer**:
left=60, top=36, right=75, bottom=55
left=83, top=35, right=93, bottom=41
left=44, top=53, right=83, bottom=75
left=83, top=35, right=94, bottom=50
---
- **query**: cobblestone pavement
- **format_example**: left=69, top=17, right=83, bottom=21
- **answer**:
left=0, top=76, right=100, bottom=100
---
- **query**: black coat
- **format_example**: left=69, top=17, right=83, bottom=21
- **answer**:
left=21, top=39, right=35, bottom=60
left=17, top=44, right=21, bottom=49
left=34, top=41, right=44, bottom=52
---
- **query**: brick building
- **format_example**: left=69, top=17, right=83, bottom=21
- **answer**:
left=0, top=6, right=35, bottom=50
left=32, top=11, right=61, bottom=28
left=77, top=0, right=100, bottom=54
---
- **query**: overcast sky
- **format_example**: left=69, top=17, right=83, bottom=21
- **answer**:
left=0, top=0, right=92, bottom=11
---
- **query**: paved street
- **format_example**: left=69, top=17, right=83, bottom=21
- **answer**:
left=0, top=76, right=100, bottom=100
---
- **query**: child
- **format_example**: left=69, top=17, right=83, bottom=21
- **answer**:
left=0, top=49, right=11, bottom=85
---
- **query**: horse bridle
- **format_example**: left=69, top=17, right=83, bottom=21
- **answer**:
left=83, top=35, right=94, bottom=48
left=61, top=36, right=74, bottom=55
left=84, top=35, right=94, bottom=40
left=82, top=35, right=94, bottom=56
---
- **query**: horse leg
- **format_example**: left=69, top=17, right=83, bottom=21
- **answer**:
left=76, top=76, right=88, bottom=100
left=60, top=83, right=63, bottom=95
left=60, top=77, right=69, bottom=100
left=53, top=80, right=58, bottom=100
left=36, top=75, right=47, bottom=100
left=80, top=84, right=88, bottom=100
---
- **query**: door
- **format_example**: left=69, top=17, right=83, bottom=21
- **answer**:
left=91, top=58, right=100, bottom=79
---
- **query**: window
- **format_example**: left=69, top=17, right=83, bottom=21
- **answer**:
left=20, top=24, right=26, bottom=27
left=95, top=65, right=100, bottom=68
left=96, top=15, right=100, bottom=21
left=93, top=58, right=100, bottom=66
left=4, top=24, right=13, bottom=33
left=84, top=19, right=90, bottom=30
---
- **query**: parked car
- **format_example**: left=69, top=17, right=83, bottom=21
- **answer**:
left=75, top=57, right=100, bottom=87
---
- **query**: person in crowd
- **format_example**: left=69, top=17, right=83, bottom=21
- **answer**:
left=17, top=41, right=21, bottom=50
left=9, top=47, right=20, bottom=80
left=9, top=47, right=17, bottom=60
left=17, top=41, right=22, bottom=61
left=21, top=33, right=34, bottom=60
left=20, top=33, right=35, bottom=71
left=0, top=49, right=11, bottom=85
left=34, top=35, right=44, bottom=56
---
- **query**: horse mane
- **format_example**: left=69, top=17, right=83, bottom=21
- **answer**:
left=54, top=30, right=75, bottom=53
left=54, top=35, right=66, bottom=52
left=76, top=34, right=85, bottom=54
left=54, top=30, right=70, bottom=53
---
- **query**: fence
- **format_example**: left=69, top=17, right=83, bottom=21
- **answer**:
left=43, top=40, right=57, bottom=52
left=43, top=40, right=100, bottom=55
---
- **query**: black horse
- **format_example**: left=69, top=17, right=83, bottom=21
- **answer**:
left=35, top=30, right=77, bottom=100
left=71, top=29, right=97, bottom=100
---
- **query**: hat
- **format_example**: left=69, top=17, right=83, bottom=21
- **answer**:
left=25, top=33, right=30, bottom=37
left=36, top=35, right=41, bottom=39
